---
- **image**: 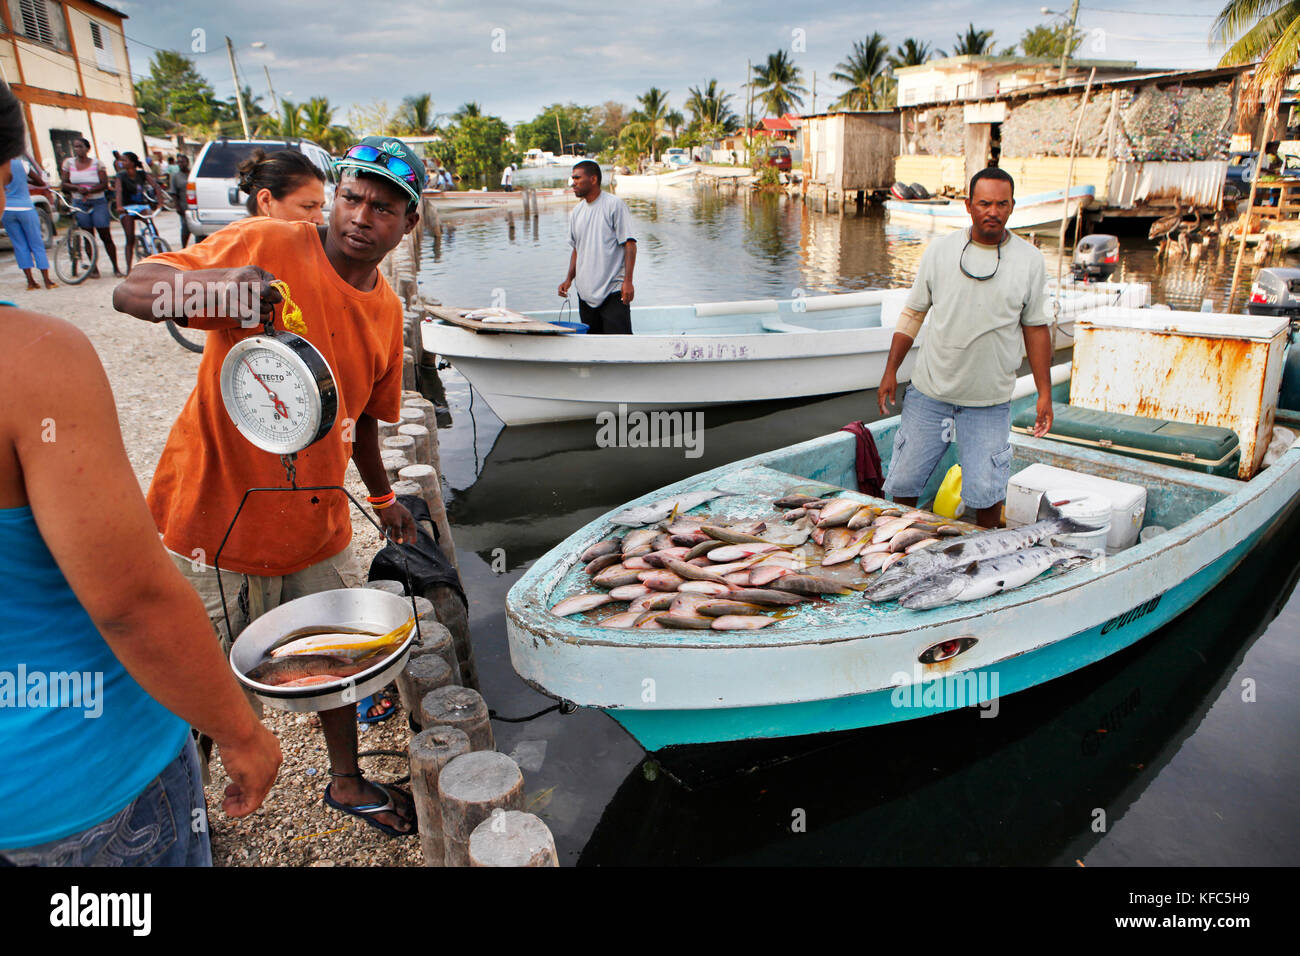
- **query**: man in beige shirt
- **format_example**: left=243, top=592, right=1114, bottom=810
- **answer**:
left=877, top=167, right=1055, bottom=528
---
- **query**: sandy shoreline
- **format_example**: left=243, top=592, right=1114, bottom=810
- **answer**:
left=1, top=216, right=422, bottom=865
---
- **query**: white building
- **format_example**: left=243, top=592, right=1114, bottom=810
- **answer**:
left=895, top=55, right=1146, bottom=107
left=1, top=0, right=144, bottom=177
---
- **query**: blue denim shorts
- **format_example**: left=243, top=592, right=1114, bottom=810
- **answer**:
left=0, top=738, right=211, bottom=867
left=73, top=196, right=111, bottom=229
left=882, top=385, right=1014, bottom=510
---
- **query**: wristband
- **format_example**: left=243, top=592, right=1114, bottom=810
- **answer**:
left=367, top=491, right=397, bottom=510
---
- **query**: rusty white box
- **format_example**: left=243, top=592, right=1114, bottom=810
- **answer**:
left=1070, top=308, right=1289, bottom=478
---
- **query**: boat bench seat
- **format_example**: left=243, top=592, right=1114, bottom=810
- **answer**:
left=760, top=317, right=811, bottom=333
left=1011, top=404, right=1242, bottom=477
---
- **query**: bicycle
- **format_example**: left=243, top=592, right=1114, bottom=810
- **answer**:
left=51, top=192, right=99, bottom=285
left=119, top=204, right=204, bottom=355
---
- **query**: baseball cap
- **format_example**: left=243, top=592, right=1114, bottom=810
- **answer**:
left=335, top=135, right=427, bottom=204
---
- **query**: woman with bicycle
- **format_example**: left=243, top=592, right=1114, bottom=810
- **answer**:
left=60, top=137, right=121, bottom=278
left=113, top=151, right=160, bottom=273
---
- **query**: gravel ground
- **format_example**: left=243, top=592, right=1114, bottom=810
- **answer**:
left=1, top=215, right=423, bottom=866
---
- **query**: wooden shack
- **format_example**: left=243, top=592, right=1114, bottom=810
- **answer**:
left=894, top=65, right=1254, bottom=220
left=802, top=111, right=899, bottom=200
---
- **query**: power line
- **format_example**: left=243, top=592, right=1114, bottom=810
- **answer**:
left=1080, top=6, right=1218, bottom=16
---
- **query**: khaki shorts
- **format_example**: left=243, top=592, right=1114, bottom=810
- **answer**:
left=169, top=545, right=365, bottom=651
left=169, top=546, right=365, bottom=781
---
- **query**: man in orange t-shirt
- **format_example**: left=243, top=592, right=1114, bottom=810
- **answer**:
left=113, top=137, right=428, bottom=838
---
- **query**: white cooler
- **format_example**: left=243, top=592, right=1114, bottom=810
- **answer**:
left=1005, top=463, right=1147, bottom=552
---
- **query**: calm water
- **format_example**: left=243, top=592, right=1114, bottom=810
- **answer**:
left=416, top=186, right=1300, bottom=866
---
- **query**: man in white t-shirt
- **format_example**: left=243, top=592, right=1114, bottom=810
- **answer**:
left=557, top=160, right=637, bottom=334
left=877, top=167, right=1055, bottom=528
left=500, top=163, right=514, bottom=191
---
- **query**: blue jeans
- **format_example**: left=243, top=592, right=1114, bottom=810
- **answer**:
left=2, top=208, right=49, bottom=271
left=0, top=739, right=211, bottom=867
left=883, top=385, right=1014, bottom=510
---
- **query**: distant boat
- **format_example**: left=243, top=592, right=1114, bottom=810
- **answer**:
left=611, top=167, right=701, bottom=194
left=886, top=185, right=1096, bottom=232
left=420, top=284, right=1147, bottom=426
left=422, top=186, right=572, bottom=212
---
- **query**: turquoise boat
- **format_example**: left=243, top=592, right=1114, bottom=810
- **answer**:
left=506, top=346, right=1300, bottom=754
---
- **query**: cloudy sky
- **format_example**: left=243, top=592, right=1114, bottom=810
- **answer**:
left=118, top=0, right=1235, bottom=127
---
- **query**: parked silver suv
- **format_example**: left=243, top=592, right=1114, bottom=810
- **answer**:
left=185, top=138, right=336, bottom=238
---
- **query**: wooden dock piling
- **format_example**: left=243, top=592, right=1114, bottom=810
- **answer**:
left=409, top=726, right=471, bottom=866
left=398, top=653, right=453, bottom=719
left=419, top=685, right=493, bottom=752
left=437, top=751, right=525, bottom=867
left=469, top=811, right=559, bottom=867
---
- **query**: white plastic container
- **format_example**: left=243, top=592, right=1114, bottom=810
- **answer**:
left=1005, top=463, right=1147, bottom=551
left=1045, top=488, right=1111, bottom=551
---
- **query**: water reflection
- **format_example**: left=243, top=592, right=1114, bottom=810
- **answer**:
left=577, top=500, right=1300, bottom=866
left=418, top=184, right=1295, bottom=312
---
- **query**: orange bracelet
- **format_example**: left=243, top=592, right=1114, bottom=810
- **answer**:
left=368, top=491, right=397, bottom=510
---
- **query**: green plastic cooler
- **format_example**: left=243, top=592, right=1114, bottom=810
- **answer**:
left=1012, top=403, right=1241, bottom=477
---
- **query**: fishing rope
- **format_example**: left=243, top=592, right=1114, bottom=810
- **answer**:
left=270, top=278, right=307, bottom=334
left=489, top=700, right=578, bottom=723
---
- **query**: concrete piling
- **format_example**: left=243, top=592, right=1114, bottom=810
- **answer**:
left=469, top=811, right=558, bottom=867
left=409, top=726, right=471, bottom=867
left=437, top=751, right=525, bottom=867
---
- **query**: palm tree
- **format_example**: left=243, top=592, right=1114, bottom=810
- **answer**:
left=830, top=34, right=892, bottom=110
left=452, top=102, right=482, bottom=121
left=890, top=38, right=933, bottom=69
left=1214, top=0, right=1300, bottom=92
left=666, top=110, right=685, bottom=140
left=398, top=93, right=436, bottom=135
left=301, top=96, right=335, bottom=141
left=751, top=50, right=808, bottom=117
left=686, top=79, right=737, bottom=129
left=951, top=23, right=996, bottom=56
left=636, top=87, right=670, bottom=160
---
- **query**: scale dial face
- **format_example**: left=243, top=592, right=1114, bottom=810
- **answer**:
left=219, top=334, right=338, bottom=455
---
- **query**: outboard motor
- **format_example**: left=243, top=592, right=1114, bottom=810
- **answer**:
left=1246, top=267, right=1300, bottom=320
left=1070, top=234, right=1119, bottom=282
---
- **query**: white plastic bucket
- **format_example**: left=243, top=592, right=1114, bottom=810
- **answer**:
left=1046, top=487, right=1111, bottom=550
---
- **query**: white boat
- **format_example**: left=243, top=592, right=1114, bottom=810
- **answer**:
left=886, top=185, right=1096, bottom=233
left=422, top=186, right=572, bottom=213
left=611, top=167, right=701, bottom=194
left=420, top=285, right=1148, bottom=426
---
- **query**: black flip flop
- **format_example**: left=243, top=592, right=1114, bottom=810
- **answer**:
left=322, top=781, right=417, bottom=839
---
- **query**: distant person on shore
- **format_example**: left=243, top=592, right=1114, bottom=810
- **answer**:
left=0, top=78, right=280, bottom=867
left=876, top=167, right=1053, bottom=529
left=237, top=148, right=326, bottom=224
left=500, top=162, right=514, bottom=192
left=60, top=137, right=122, bottom=275
left=558, top=160, right=636, bottom=334
left=169, top=152, right=192, bottom=247
left=1, top=154, right=56, bottom=289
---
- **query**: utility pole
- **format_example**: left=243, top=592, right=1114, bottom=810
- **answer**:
left=226, top=36, right=250, bottom=138
left=746, top=58, right=753, bottom=164
left=264, top=65, right=281, bottom=122
left=812, top=71, right=817, bottom=114
left=1058, top=0, right=1081, bottom=84
left=555, top=112, right=565, bottom=156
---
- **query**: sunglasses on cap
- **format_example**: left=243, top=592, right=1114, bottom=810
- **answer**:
left=341, top=144, right=418, bottom=185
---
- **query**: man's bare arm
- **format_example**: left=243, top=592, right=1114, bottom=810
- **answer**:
left=113, top=262, right=280, bottom=327
left=1022, top=323, right=1055, bottom=437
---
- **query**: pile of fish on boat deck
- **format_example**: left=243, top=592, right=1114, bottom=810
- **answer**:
left=550, top=488, right=1101, bottom=629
